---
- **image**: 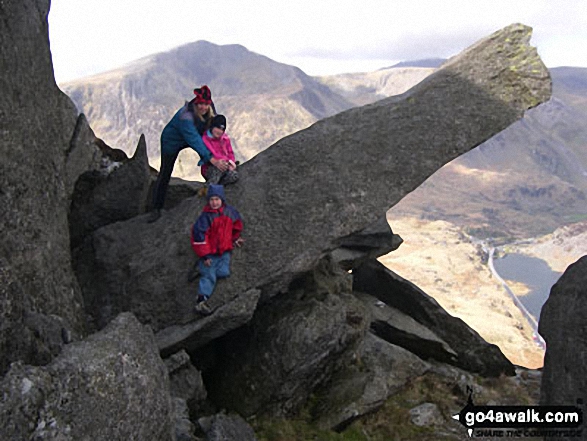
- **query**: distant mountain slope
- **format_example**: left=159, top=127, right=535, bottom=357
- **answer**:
left=315, top=67, right=435, bottom=106
left=61, top=41, right=354, bottom=178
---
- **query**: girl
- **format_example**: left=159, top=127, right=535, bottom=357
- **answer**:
left=201, top=114, right=239, bottom=186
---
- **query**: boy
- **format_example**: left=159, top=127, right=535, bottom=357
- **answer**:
left=201, top=114, right=239, bottom=186
left=191, top=184, right=244, bottom=315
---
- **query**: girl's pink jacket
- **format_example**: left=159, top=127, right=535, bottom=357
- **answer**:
left=201, top=130, right=235, bottom=176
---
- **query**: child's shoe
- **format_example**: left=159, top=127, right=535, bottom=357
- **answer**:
left=195, top=301, right=212, bottom=316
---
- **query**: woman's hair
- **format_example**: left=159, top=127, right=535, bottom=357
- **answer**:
left=189, top=99, right=216, bottom=126
left=197, top=106, right=215, bottom=122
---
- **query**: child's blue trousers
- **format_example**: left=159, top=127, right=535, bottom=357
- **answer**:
left=198, top=251, right=231, bottom=299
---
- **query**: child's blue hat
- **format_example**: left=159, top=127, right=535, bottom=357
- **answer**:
left=207, top=184, right=225, bottom=202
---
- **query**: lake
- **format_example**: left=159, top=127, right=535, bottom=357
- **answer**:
left=493, top=253, right=562, bottom=321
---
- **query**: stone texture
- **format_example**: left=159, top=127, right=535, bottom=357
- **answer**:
left=539, top=256, right=587, bottom=424
left=68, top=134, right=151, bottom=250
left=64, top=113, right=103, bottom=199
left=409, top=403, right=444, bottom=427
left=173, top=398, right=198, bottom=441
left=74, top=24, right=551, bottom=343
left=156, top=289, right=261, bottom=357
left=330, top=217, right=403, bottom=270
left=0, top=0, right=87, bottom=375
left=353, top=259, right=515, bottom=376
left=356, top=292, right=458, bottom=364
left=205, top=260, right=368, bottom=417
left=199, top=413, right=257, bottom=441
left=314, top=332, right=430, bottom=431
left=0, top=313, right=174, bottom=441
left=164, top=350, right=207, bottom=414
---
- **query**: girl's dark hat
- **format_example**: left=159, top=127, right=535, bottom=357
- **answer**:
left=211, top=114, right=227, bottom=130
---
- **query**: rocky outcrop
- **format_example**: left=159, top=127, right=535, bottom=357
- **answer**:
left=1, top=4, right=555, bottom=439
left=205, top=260, right=368, bottom=417
left=68, top=134, right=151, bottom=249
left=353, top=260, right=515, bottom=376
left=539, top=256, right=587, bottom=416
left=312, top=332, right=431, bottom=431
left=75, top=24, right=551, bottom=345
left=0, top=0, right=89, bottom=374
left=0, top=313, right=174, bottom=441
left=65, top=114, right=103, bottom=199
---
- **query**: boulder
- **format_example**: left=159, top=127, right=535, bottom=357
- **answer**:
left=65, top=114, right=103, bottom=199
left=74, top=24, right=552, bottom=348
left=313, top=332, right=430, bottom=431
left=164, top=350, right=207, bottom=404
left=205, top=260, right=368, bottom=417
left=356, top=292, right=458, bottom=364
left=330, top=217, right=403, bottom=270
left=0, top=0, right=87, bottom=374
left=539, top=256, right=587, bottom=415
left=68, top=134, right=151, bottom=249
left=198, top=413, right=257, bottom=441
left=173, top=398, right=199, bottom=441
left=352, top=259, right=515, bottom=376
left=0, top=313, right=174, bottom=441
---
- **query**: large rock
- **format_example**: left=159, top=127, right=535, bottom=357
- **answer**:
left=74, top=24, right=551, bottom=347
left=313, top=332, right=430, bottom=431
left=204, top=260, right=368, bottom=417
left=0, top=313, right=174, bottom=441
left=353, top=259, right=516, bottom=376
left=0, top=0, right=88, bottom=374
left=330, top=217, right=403, bottom=270
left=356, top=292, right=458, bottom=365
left=539, top=256, right=587, bottom=416
left=69, top=134, right=151, bottom=249
left=65, top=114, right=103, bottom=199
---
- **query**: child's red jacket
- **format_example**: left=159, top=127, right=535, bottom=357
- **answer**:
left=191, top=204, right=243, bottom=258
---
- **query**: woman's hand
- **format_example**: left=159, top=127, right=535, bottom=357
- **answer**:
left=210, top=157, right=229, bottom=172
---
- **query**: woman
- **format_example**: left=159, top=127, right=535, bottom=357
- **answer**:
left=148, top=85, right=230, bottom=222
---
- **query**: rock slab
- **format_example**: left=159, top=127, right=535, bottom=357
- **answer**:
left=539, top=255, right=587, bottom=441
left=0, top=313, right=174, bottom=441
left=0, top=0, right=93, bottom=374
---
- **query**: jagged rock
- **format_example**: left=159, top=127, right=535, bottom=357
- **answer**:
left=65, top=114, right=103, bottom=199
left=198, top=413, right=257, bottom=441
left=68, top=134, right=151, bottom=249
left=173, top=398, right=198, bottom=441
left=157, top=289, right=261, bottom=357
left=0, top=0, right=87, bottom=374
left=205, top=261, right=368, bottom=417
left=353, top=259, right=515, bottom=376
left=0, top=313, right=174, bottom=440
left=539, top=256, right=587, bottom=416
left=164, top=350, right=207, bottom=411
left=74, top=25, right=551, bottom=351
left=313, top=332, right=430, bottom=431
left=356, top=292, right=458, bottom=364
left=330, top=217, right=403, bottom=270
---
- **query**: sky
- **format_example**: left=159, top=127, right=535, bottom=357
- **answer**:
left=48, top=0, right=587, bottom=84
